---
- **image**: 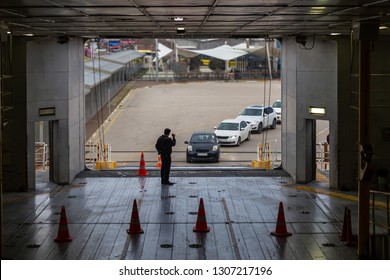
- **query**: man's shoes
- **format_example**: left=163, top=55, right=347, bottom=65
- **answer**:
left=163, top=181, right=175, bottom=185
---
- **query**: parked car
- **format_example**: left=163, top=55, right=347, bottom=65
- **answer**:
left=214, top=119, right=250, bottom=146
left=185, top=132, right=220, bottom=163
left=272, top=100, right=281, bottom=124
left=235, top=105, right=277, bottom=133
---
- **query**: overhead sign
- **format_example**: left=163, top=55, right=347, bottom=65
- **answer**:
left=39, top=107, right=55, bottom=116
left=309, top=106, right=326, bottom=116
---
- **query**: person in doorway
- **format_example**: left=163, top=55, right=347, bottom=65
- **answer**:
left=155, top=128, right=176, bottom=185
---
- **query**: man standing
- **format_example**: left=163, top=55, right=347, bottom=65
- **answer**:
left=155, top=128, right=176, bottom=185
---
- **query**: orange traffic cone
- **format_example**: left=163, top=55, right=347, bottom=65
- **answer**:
left=156, top=155, right=162, bottom=168
left=54, top=206, right=72, bottom=242
left=127, top=199, right=144, bottom=234
left=271, top=202, right=292, bottom=237
left=137, top=152, right=149, bottom=176
left=340, top=207, right=348, bottom=241
left=193, top=198, right=210, bottom=232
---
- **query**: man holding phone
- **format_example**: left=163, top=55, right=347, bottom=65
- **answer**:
left=155, top=128, right=176, bottom=185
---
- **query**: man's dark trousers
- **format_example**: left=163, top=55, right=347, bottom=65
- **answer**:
left=161, top=155, right=171, bottom=184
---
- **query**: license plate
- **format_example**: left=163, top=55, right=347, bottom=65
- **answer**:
left=197, top=153, right=208, bottom=156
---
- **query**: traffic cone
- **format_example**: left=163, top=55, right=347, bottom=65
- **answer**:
left=54, top=206, right=72, bottom=242
left=193, top=198, right=210, bottom=232
left=156, top=155, right=162, bottom=168
left=340, top=207, right=348, bottom=241
left=127, top=199, right=144, bottom=234
left=271, top=202, right=292, bottom=237
left=137, top=152, right=149, bottom=176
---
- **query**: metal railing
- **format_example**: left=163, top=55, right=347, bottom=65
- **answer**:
left=35, top=142, right=48, bottom=170
left=85, top=141, right=113, bottom=163
left=316, top=142, right=330, bottom=170
left=370, top=190, right=390, bottom=235
left=370, top=190, right=390, bottom=259
left=85, top=148, right=282, bottom=169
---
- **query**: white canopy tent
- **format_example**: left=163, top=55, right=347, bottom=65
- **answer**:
left=176, top=43, right=265, bottom=71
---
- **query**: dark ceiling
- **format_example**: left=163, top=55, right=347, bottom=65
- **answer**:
left=1, top=0, right=390, bottom=38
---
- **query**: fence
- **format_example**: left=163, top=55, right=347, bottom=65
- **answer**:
left=85, top=149, right=282, bottom=169
left=85, top=142, right=113, bottom=166
left=35, top=142, right=48, bottom=170
left=251, top=140, right=279, bottom=169
left=316, top=142, right=330, bottom=170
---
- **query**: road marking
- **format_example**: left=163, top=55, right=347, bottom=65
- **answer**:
left=292, top=185, right=387, bottom=209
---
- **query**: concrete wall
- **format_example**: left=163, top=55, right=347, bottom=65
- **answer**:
left=369, top=36, right=390, bottom=190
left=2, top=37, right=30, bottom=191
left=26, top=36, right=85, bottom=187
left=282, top=36, right=338, bottom=185
left=335, top=35, right=390, bottom=191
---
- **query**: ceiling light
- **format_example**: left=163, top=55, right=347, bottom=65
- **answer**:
left=176, top=27, right=185, bottom=34
left=171, top=17, right=185, bottom=21
left=379, top=25, right=388, bottom=30
left=22, top=33, right=34, bottom=36
left=330, top=32, right=341, bottom=36
left=309, top=7, right=326, bottom=15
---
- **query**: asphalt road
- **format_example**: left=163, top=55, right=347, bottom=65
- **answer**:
left=89, top=80, right=328, bottom=168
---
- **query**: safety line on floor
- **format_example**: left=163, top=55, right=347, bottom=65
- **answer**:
left=292, top=185, right=388, bottom=209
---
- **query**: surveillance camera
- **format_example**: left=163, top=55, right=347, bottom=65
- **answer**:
left=295, top=35, right=307, bottom=46
left=57, top=35, right=69, bottom=44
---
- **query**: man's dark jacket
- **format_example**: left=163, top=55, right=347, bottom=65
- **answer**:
left=155, top=135, right=176, bottom=156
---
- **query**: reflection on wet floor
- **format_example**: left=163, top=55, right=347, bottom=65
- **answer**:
left=3, top=170, right=362, bottom=260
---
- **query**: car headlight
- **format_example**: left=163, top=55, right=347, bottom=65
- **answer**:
left=212, top=145, right=219, bottom=151
left=252, top=120, right=259, bottom=124
left=187, top=145, right=193, bottom=152
left=228, top=135, right=237, bottom=139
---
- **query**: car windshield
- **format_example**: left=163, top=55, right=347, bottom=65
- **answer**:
left=240, top=108, right=262, bottom=116
left=272, top=101, right=281, bottom=108
left=217, top=122, right=239, bottom=131
left=190, top=134, right=215, bottom=143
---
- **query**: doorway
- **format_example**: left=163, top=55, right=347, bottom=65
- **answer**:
left=34, top=121, right=50, bottom=189
left=316, top=119, right=330, bottom=183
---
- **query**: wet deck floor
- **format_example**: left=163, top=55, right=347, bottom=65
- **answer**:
left=2, top=168, right=364, bottom=260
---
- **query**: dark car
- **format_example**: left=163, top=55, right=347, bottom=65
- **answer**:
left=185, top=132, right=220, bottom=163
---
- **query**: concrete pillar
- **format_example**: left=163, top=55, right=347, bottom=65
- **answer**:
left=2, top=36, right=30, bottom=191
left=334, top=37, right=357, bottom=191
left=26, top=36, right=85, bottom=187
left=282, top=36, right=338, bottom=185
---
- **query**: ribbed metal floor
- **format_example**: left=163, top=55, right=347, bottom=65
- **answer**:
left=2, top=168, right=363, bottom=260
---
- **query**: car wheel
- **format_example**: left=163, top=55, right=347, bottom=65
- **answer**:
left=236, top=137, right=241, bottom=147
left=215, top=154, right=220, bottom=163
left=257, top=123, right=263, bottom=134
left=186, top=154, right=191, bottom=163
left=271, top=118, right=277, bottom=129
left=246, top=131, right=251, bottom=141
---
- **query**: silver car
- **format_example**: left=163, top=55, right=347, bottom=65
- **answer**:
left=272, top=100, right=281, bottom=124
left=235, top=105, right=277, bottom=133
